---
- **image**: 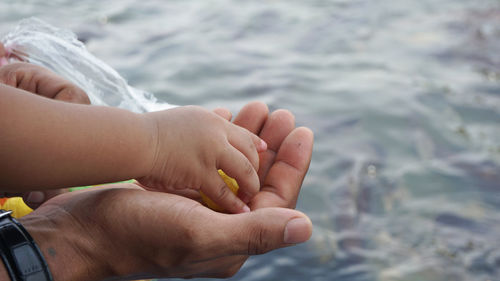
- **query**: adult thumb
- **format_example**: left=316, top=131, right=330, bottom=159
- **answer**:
left=223, top=207, right=313, bottom=256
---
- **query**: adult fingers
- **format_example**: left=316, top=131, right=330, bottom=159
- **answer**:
left=0, top=189, right=69, bottom=210
left=232, top=101, right=269, bottom=135
left=210, top=208, right=312, bottom=257
left=250, top=127, right=313, bottom=209
left=255, top=110, right=295, bottom=183
left=22, top=189, right=69, bottom=209
left=259, top=109, right=295, bottom=153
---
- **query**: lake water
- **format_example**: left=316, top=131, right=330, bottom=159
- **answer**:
left=1, top=0, right=499, bottom=280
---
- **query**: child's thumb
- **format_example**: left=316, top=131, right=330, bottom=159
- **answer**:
left=223, top=208, right=313, bottom=256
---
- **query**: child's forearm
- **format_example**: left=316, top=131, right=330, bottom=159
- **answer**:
left=0, top=84, right=156, bottom=191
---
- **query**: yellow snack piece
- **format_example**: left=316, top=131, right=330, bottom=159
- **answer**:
left=0, top=197, right=33, bottom=218
left=200, top=170, right=240, bottom=212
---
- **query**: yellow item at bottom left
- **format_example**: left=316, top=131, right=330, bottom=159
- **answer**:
left=0, top=197, right=33, bottom=218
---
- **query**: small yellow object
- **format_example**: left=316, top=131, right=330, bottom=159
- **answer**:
left=200, top=170, right=240, bottom=212
left=0, top=197, right=33, bottom=218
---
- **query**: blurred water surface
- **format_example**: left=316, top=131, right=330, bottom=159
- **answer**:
left=1, top=0, right=500, bottom=280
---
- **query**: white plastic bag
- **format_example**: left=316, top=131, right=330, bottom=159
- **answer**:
left=1, top=17, right=175, bottom=112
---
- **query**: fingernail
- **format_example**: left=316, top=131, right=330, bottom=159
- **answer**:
left=259, top=139, right=267, bottom=151
left=0, top=57, right=8, bottom=66
left=25, top=191, right=45, bottom=204
left=284, top=218, right=311, bottom=244
left=242, top=205, right=251, bottom=213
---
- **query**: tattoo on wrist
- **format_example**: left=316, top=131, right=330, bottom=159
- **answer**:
left=48, top=247, right=56, bottom=258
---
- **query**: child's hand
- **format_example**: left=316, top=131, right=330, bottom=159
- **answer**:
left=0, top=62, right=90, bottom=104
left=138, top=106, right=267, bottom=213
left=0, top=42, right=25, bottom=66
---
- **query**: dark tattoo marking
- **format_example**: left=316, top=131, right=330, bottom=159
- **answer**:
left=48, top=247, right=56, bottom=257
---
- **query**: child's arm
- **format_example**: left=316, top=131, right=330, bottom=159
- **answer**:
left=0, top=84, right=265, bottom=213
left=0, top=83, right=155, bottom=190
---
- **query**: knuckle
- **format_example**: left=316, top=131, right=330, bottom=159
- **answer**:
left=215, top=183, right=230, bottom=201
left=247, top=227, right=271, bottom=255
left=243, top=160, right=254, bottom=177
left=247, top=139, right=258, bottom=158
left=56, top=87, right=90, bottom=104
left=248, top=140, right=256, bottom=153
left=213, top=181, right=244, bottom=212
left=6, top=69, right=17, bottom=86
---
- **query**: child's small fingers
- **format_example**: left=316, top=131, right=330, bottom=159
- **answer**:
left=251, top=132, right=267, bottom=153
left=202, top=170, right=250, bottom=214
left=213, top=107, right=232, bottom=121
left=218, top=148, right=260, bottom=203
left=227, top=127, right=266, bottom=172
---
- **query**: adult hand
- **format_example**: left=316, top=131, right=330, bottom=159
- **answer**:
left=15, top=101, right=313, bottom=280
left=0, top=60, right=91, bottom=209
left=19, top=184, right=313, bottom=280
left=214, top=101, right=314, bottom=210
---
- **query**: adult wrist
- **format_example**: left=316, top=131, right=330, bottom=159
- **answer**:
left=0, top=210, right=52, bottom=281
left=0, top=262, right=10, bottom=281
left=18, top=212, right=112, bottom=281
